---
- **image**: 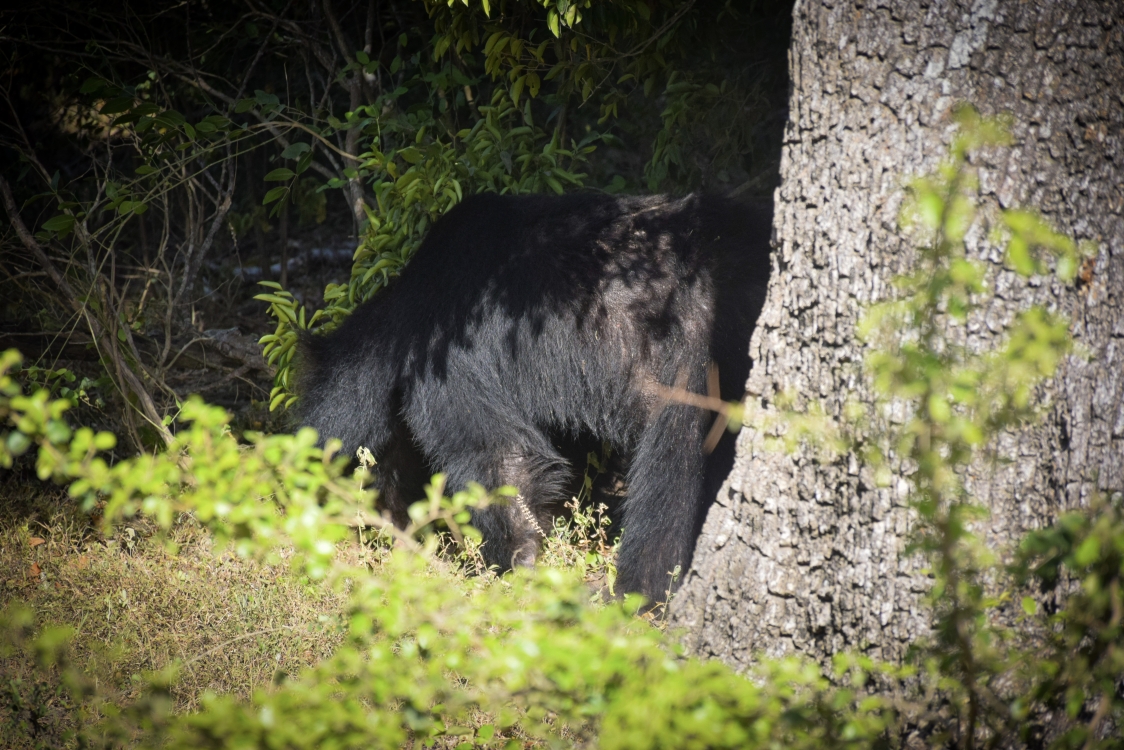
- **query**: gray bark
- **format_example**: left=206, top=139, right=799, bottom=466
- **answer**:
left=671, top=0, right=1124, bottom=668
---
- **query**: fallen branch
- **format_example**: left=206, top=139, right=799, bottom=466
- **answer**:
left=652, top=363, right=744, bottom=454
left=200, top=328, right=272, bottom=373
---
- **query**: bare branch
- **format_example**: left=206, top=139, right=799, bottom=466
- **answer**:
left=0, top=176, right=174, bottom=449
left=175, top=159, right=236, bottom=304
left=231, top=0, right=295, bottom=106
left=322, top=0, right=376, bottom=106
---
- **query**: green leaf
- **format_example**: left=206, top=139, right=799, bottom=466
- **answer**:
left=281, top=143, right=311, bottom=159
left=118, top=200, right=148, bottom=216
left=7, top=431, right=31, bottom=457
left=99, top=96, right=135, bottom=115
left=1074, top=535, right=1100, bottom=567
left=79, top=77, right=105, bottom=94
left=1056, top=254, right=1077, bottom=283
left=433, top=35, right=452, bottom=61
left=1020, top=596, right=1037, bottom=615
left=254, top=89, right=280, bottom=107
left=262, top=186, right=289, bottom=205
left=264, top=168, right=296, bottom=182
left=45, top=420, right=71, bottom=445
left=295, top=151, right=313, bottom=175
left=42, top=214, right=75, bottom=235
left=1006, top=236, right=1036, bottom=276
left=154, top=109, right=186, bottom=127
left=255, top=294, right=295, bottom=306
left=355, top=50, right=370, bottom=65
left=917, top=192, right=943, bottom=231
left=201, top=114, right=231, bottom=130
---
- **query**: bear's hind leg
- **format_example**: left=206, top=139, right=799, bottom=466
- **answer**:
left=616, top=399, right=708, bottom=604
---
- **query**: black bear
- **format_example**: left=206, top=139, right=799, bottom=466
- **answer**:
left=298, top=191, right=772, bottom=602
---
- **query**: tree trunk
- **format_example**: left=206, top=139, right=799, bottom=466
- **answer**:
left=671, top=0, right=1124, bottom=668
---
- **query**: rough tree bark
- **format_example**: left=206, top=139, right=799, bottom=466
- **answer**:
left=671, top=0, right=1124, bottom=668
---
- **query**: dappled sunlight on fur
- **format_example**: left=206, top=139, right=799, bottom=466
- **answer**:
left=298, top=192, right=772, bottom=602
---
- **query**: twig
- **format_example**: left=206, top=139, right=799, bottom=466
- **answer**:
left=651, top=363, right=741, bottom=454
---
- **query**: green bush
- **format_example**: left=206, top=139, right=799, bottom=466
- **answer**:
left=0, top=351, right=895, bottom=749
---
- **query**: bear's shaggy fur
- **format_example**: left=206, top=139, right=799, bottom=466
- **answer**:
left=298, top=192, right=771, bottom=601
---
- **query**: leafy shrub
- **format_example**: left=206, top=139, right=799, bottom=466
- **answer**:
left=0, top=349, right=895, bottom=749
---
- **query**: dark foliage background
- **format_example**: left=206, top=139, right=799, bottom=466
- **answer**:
left=0, top=0, right=792, bottom=448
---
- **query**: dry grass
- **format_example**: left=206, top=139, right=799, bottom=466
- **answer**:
left=0, top=487, right=350, bottom=746
left=0, top=464, right=622, bottom=749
